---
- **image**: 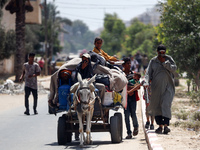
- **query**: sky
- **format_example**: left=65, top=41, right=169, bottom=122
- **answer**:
left=47, top=0, right=162, bottom=31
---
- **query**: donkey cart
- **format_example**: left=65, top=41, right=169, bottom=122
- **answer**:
left=57, top=98, right=123, bottom=145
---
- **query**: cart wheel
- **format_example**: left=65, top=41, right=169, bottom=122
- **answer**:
left=57, top=116, right=67, bottom=145
left=110, top=116, right=121, bottom=143
left=66, top=122, right=72, bottom=143
left=114, top=112, right=123, bottom=142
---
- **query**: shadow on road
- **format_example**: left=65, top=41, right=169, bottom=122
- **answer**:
left=45, top=140, right=122, bottom=149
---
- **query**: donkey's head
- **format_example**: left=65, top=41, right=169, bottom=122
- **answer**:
left=77, top=73, right=96, bottom=111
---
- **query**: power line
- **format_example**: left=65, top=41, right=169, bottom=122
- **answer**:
left=55, top=2, right=156, bottom=7
left=56, top=6, right=155, bottom=10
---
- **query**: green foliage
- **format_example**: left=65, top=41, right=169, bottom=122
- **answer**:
left=62, top=20, right=96, bottom=53
left=100, top=13, right=125, bottom=56
left=40, top=2, right=72, bottom=56
left=192, top=111, right=200, bottom=121
left=0, top=27, right=16, bottom=60
left=25, top=24, right=41, bottom=54
left=175, top=110, right=190, bottom=120
left=157, top=0, right=200, bottom=79
left=124, top=19, right=157, bottom=58
left=189, top=90, right=200, bottom=105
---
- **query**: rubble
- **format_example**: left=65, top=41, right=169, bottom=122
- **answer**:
left=0, top=79, right=48, bottom=95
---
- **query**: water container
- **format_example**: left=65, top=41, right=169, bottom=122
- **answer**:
left=58, top=84, right=71, bottom=111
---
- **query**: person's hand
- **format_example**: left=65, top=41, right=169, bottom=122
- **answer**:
left=48, top=100, right=56, bottom=108
left=19, top=77, right=23, bottom=82
left=28, top=74, right=36, bottom=78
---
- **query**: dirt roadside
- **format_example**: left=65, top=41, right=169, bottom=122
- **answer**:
left=154, top=79, right=200, bottom=150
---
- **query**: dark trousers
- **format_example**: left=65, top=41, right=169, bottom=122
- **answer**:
left=155, top=115, right=170, bottom=126
left=124, top=95, right=139, bottom=135
left=25, top=86, right=38, bottom=111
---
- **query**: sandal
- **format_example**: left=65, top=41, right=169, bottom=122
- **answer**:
left=155, top=127, right=163, bottom=134
left=133, top=128, right=138, bottom=136
left=163, top=126, right=170, bottom=134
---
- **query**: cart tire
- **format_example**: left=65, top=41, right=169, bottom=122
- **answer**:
left=57, top=116, right=67, bottom=145
left=110, top=116, right=121, bottom=143
left=66, top=123, right=72, bottom=143
left=114, top=113, right=123, bottom=142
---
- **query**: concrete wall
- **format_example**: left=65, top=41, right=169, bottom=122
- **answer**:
left=26, top=0, right=42, bottom=24
left=1, top=1, right=16, bottom=31
left=0, top=55, right=15, bottom=74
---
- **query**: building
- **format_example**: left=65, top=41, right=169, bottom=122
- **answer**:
left=0, top=0, right=42, bottom=75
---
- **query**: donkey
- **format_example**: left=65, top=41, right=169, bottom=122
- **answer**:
left=70, top=73, right=96, bottom=146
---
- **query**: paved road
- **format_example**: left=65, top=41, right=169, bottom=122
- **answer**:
left=0, top=95, right=147, bottom=150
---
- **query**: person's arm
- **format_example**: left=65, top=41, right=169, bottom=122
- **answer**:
left=127, top=83, right=141, bottom=96
left=19, top=65, right=25, bottom=82
left=101, top=49, right=118, bottom=62
left=162, top=56, right=177, bottom=74
left=143, top=59, right=153, bottom=87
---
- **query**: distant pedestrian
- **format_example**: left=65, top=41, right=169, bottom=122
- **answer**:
left=142, top=54, right=149, bottom=71
left=144, top=44, right=177, bottom=134
left=38, top=57, right=44, bottom=76
left=19, top=53, right=41, bottom=115
left=129, top=55, right=139, bottom=72
left=135, top=52, right=142, bottom=72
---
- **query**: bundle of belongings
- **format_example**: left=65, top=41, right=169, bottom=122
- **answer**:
left=48, top=55, right=128, bottom=114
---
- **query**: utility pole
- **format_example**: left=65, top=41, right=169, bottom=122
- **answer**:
left=44, top=0, right=48, bottom=76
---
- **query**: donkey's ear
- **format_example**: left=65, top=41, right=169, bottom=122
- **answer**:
left=77, top=73, right=82, bottom=83
left=70, top=82, right=79, bottom=93
left=89, top=83, right=95, bottom=92
left=88, top=74, right=96, bottom=85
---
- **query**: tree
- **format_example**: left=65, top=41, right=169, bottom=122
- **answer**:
left=0, top=27, right=16, bottom=60
left=124, top=19, right=157, bottom=58
left=62, top=20, right=96, bottom=54
left=101, top=13, right=126, bottom=56
left=3, top=0, right=34, bottom=82
left=42, top=3, right=72, bottom=58
left=157, top=0, right=200, bottom=90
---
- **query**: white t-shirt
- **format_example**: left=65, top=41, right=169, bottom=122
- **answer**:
left=23, top=62, right=41, bottom=89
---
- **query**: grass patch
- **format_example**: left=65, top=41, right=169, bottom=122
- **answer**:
left=174, top=110, right=190, bottom=120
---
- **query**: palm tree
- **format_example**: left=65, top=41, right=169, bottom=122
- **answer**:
left=5, top=0, right=33, bottom=82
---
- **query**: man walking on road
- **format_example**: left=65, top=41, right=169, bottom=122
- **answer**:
left=144, top=44, right=177, bottom=134
left=19, top=53, right=41, bottom=115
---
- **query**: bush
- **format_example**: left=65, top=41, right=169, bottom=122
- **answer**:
left=190, top=91, right=200, bottom=105
left=175, top=110, right=190, bottom=120
left=192, top=111, right=200, bottom=121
